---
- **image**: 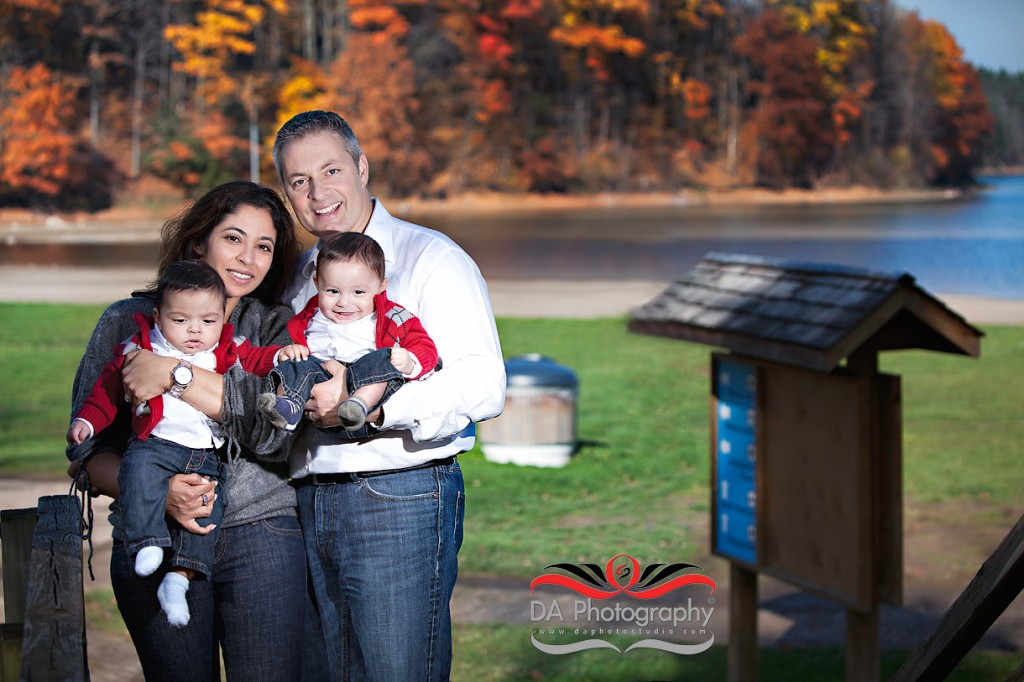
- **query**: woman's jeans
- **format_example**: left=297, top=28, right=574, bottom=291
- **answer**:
left=111, top=515, right=307, bottom=681
left=296, top=457, right=465, bottom=681
left=118, top=435, right=224, bottom=577
left=270, top=348, right=404, bottom=439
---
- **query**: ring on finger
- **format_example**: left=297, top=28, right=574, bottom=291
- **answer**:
left=202, top=493, right=209, bottom=507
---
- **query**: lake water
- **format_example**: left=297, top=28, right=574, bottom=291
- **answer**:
left=2, top=176, right=1022, bottom=298
left=429, top=175, right=1024, bottom=299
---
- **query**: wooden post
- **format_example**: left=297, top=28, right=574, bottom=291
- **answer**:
left=1, top=508, right=36, bottom=682
left=846, top=605, right=880, bottom=682
left=18, top=496, right=88, bottom=682
left=845, top=345, right=882, bottom=682
left=728, top=562, right=757, bottom=682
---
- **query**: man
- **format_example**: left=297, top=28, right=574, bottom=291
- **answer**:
left=273, top=110, right=506, bottom=680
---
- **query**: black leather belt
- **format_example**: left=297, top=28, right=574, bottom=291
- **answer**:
left=303, top=456, right=457, bottom=485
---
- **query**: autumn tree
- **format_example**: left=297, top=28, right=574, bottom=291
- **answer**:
left=547, top=0, right=646, bottom=187
left=647, top=0, right=725, bottom=138
left=408, top=0, right=549, bottom=194
left=893, top=13, right=993, bottom=186
left=320, top=0, right=431, bottom=197
left=915, top=23, right=992, bottom=185
left=734, top=7, right=836, bottom=188
left=161, top=0, right=287, bottom=187
left=0, top=64, right=117, bottom=209
left=765, top=0, right=874, bottom=182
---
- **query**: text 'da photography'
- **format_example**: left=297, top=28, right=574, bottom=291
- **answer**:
left=528, top=553, right=718, bottom=656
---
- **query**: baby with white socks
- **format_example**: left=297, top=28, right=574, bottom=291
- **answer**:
left=68, top=261, right=279, bottom=626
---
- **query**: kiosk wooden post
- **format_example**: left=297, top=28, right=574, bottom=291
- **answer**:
left=728, top=563, right=758, bottom=682
left=629, top=253, right=982, bottom=681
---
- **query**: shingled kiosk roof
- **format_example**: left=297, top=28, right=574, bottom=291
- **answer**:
left=628, top=252, right=983, bottom=372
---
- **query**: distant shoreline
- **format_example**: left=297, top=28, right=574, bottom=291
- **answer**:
left=0, top=184, right=980, bottom=226
left=392, top=185, right=974, bottom=217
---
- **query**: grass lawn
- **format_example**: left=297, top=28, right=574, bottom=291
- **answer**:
left=3, top=303, right=1023, bottom=569
left=4, top=303, right=1023, bottom=679
left=0, top=303, right=108, bottom=472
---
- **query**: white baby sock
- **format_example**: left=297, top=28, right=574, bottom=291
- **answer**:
left=134, top=546, right=163, bottom=576
left=157, top=572, right=191, bottom=627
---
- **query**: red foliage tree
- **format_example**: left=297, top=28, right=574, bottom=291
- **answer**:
left=734, top=8, right=836, bottom=188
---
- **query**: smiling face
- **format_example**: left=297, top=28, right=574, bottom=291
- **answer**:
left=195, top=205, right=277, bottom=305
left=314, top=258, right=387, bottom=325
left=154, top=289, right=226, bottom=355
left=278, top=130, right=373, bottom=240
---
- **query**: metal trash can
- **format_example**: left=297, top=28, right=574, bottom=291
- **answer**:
left=479, top=353, right=578, bottom=467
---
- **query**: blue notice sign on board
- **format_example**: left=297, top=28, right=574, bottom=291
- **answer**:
left=713, top=358, right=758, bottom=565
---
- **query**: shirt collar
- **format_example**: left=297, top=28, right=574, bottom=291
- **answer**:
left=364, top=198, right=396, bottom=271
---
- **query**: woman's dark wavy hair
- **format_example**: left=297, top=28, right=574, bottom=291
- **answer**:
left=144, top=181, right=299, bottom=305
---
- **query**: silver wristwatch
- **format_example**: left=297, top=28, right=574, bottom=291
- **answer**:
left=168, top=361, right=194, bottom=399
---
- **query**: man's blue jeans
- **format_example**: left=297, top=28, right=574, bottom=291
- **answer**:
left=111, top=515, right=308, bottom=681
left=271, top=348, right=404, bottom=439
left=296, top=458, right=465, bottom=681
left=118, top=435, right=224, bottom=577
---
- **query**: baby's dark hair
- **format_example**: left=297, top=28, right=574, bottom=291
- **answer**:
left=316, top=232, right=385, bottom=281
left=155, top=260, right=227, bottom=310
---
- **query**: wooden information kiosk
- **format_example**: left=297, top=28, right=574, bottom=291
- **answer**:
left=629, top=253, right=983, bottom=681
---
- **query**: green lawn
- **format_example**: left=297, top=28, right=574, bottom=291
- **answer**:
left=2, top=304, right=1022, bottom=572
left=4, top=303, right=1023, bottom=679
left=0, top=303, right=107, bottom=472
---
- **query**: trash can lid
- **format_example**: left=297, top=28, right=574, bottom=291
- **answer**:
left=505, top=353, right=578, bottom=388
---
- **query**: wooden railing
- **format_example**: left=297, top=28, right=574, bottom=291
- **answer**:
left=893, top=512, right=1024, bottom=682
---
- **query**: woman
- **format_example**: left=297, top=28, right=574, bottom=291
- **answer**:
left=68, top=181, right=305, bottom=681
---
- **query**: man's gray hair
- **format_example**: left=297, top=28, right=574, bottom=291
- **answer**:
left=272, top=111, right=364, bottom=179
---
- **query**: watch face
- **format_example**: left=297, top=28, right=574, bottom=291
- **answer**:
left=173, top=365, right=193, bottom=384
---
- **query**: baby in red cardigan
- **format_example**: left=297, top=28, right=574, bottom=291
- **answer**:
left=67, top=260, right=280, bottom=627
left=258, top=232, right=438, bottom=437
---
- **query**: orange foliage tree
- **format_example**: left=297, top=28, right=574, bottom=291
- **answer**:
left=0, top=64, right=79, bottom=197
left=902, top=15, right=993, bottom=185
left=321, top=0, right=432, bottom=196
